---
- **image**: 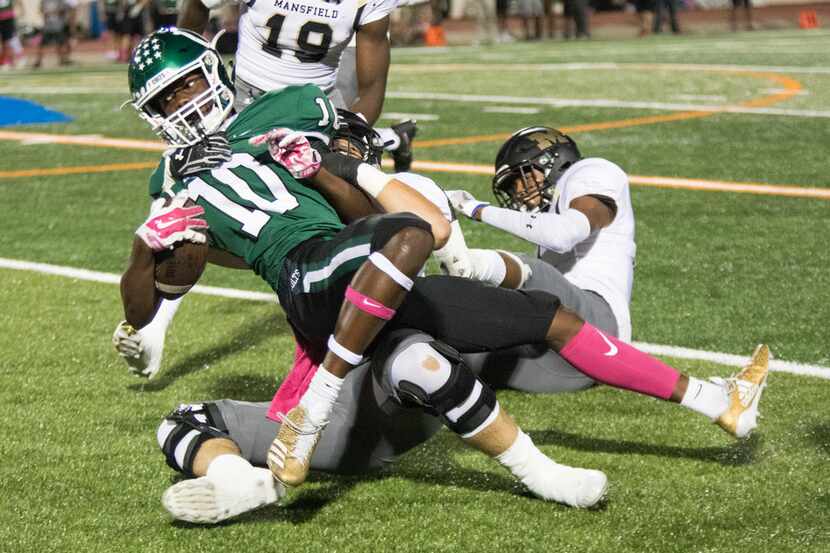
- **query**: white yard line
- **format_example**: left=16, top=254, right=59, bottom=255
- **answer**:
left=1, top=256, right=827, bottom=380
left=379, top=112, right=440, bottom=121
left=483, top=106, right=542, bottom=114
left=386, top=91, right=830, bottom=119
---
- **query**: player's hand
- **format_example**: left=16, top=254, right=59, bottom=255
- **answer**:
left=112, top=320, right=164, bottom=379
left=168, top=133, right=232, bottom=179
left=135, top=194, right=209, bottom=252
left=249, top=128, right=321, bottom=179
left=446, top=189, right=489, bottom=221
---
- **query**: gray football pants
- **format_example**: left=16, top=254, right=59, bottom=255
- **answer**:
left=211, top=360, right=442, bottom=474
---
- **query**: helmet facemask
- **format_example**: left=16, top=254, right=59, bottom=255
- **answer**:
left=493, top=150, right=563, bottom=212
left=332, top=109, right=384, bottom=167
left=132, top=49, right=233, bottom=147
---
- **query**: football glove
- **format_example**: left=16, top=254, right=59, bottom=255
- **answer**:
left=135, top=194, right=209, bottom=252
left=112, top=320, right=165, bottom=379
left=168, top=133, right=232, bottom=180
left=249, top=128, right=321, bottom=179
left=446, top=189, right=489, bottom=220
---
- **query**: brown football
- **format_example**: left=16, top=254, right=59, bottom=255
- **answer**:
left=153, top=199, right=209, bottom=298
left=154, top=238, right=208, bottom=298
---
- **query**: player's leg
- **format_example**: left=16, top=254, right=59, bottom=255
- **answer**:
left=373, top=330, right=607, bottom=507
left=392, top=276, right=769, bottom=438
left=270, top=214, right=434, bottom=487
left=157, top=359, right=444, bottom=523
left=155, top=402, right=284, bottom=524
left=544, top=307, right=769, bottom=438
left=463, top=255, right=617, bottom=392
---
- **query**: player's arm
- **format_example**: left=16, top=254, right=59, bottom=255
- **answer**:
left=120, top=236, right=161, bottom=329
left=320, top=151, right=450, bottom=247
left=350, top=16, right=391, bottom=125
left=177, top=0, right=211, bottom=33
left=255, top=130, right=450, bottom=247
left=309, top=165, right=381, bottom=223
left=449, top=191, right=613, bottom=254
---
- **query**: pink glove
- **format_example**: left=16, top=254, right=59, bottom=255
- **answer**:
left=249, top=127, right=322, bottom=179
left=135, top=196, right=209, bottom=252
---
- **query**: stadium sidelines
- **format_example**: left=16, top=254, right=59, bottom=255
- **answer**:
left=2, top=256, right=828, bottom=381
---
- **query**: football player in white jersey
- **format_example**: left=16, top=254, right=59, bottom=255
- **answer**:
left=176, top=0, right=417, bottom=171
left=447, top=127, right=771, bottom=419
left=446, top=127, right=634, bottom=392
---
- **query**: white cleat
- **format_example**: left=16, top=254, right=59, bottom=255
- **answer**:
left=713, top=344, right=770, bottom=438
left=521, top=458, right=608, bottom=508
left=162, top=468, right=283, bottom=524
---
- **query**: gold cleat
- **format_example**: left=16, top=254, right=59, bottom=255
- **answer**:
left=715, top=344, right=770, bottom=438
left=267, top=405, right=325, bottom=488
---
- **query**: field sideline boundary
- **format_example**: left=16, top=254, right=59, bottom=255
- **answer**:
left=2, top=256, right=827, bottom=380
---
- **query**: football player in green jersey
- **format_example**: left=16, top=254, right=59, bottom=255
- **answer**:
left=122, top=28, right=452, bottom=488
left=121, top=30, right=768, bottom=514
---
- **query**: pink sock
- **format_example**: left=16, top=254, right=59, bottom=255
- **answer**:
left=559, top=323, right=680, bottom=400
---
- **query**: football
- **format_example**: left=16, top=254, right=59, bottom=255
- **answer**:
left=154, top=237, right=209, bottom=298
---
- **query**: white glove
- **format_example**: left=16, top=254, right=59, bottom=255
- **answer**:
left=112, top=320, right=166, bottom=379
left=135, top=193, right=209, bottom=252
left=446, top=189, right=489, bottom=220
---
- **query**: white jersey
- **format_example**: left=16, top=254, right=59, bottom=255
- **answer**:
left=539, top=158, right=636, bottom=341
left=235, top=0, right=396, bottom=94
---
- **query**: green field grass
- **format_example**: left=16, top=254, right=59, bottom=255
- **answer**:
left=1, top=28, right=829, bottom=552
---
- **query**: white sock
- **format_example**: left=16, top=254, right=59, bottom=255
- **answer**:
left=206, top=454, right=258, bottom=484
left=680, top=376, right=729, bottom=420
left=433, top=220, right=474, bottom=277
left=468, top=248, right=507, bottom=286
left=376, top=127, right=401, bottom=151
left=298, top=366, right=344, bottom=426
left=495, top=430, right=539, bottom=481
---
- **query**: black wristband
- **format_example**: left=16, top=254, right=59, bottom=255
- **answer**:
left=319, top=150, right=362, bottom=185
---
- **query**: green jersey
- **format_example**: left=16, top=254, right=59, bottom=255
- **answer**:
left=148, top=85, right=343, bottom=290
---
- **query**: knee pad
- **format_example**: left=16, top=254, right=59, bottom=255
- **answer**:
left=156, top=403, right=231, bottom=476
left=386, top=339, right=497, bottom=437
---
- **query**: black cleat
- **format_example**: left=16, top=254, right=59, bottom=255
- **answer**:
left=391, top=120, right=417, bottom=172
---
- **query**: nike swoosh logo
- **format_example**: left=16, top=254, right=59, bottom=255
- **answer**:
left=363, top=298, right=383, bottom=309
left=597, top=330, right=618, bottom=357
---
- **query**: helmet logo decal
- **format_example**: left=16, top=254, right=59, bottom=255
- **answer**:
left=527, top=131, right=567, bottom=149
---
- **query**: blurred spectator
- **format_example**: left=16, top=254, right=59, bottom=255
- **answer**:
left=0, top=0, right=23, bottom=68
left=34, top=0, right=71, bottom=67
left=391, top=0, right=432, bottom=45
left=542, top=0, right=558, bottom=38
left=519, top=0, right=544, bottom=39
left=652, top=0, right=679, bottom=33
left=730, top=0, right=753, bottom=31
left=634, top=0, right=653, bottom=36
left=101, top=0, right=121, bottom=59
left=150, top=0, right=176, bottom=29
left=119, top=0, right=145, bottom=61
left=563, top=0, right=589, bottom=38
left=467, top=0, right=497, bottom=44
left=495, top=0, right=513, bottom=42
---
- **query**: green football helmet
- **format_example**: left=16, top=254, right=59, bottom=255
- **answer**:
left=127, top=28, right=234, bottom=146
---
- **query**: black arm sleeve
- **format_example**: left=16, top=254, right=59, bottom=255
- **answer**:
left=311, top=140, right=363, bottom=185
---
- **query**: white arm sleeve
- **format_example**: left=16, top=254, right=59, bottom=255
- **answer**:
left=480, top=206, right=591, bottom=254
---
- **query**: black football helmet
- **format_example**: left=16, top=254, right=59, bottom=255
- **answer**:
left=492, top=127, right=582, bottom=212
left=332, top=109, right=384, bottom=167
